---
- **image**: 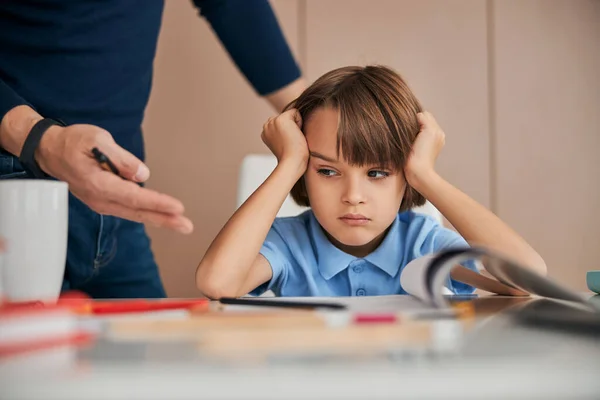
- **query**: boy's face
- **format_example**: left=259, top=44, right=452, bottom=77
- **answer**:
left=303, top=107, right=406, bottom=256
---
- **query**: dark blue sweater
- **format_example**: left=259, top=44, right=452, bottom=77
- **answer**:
left=0, top=0, right=301, bottom=160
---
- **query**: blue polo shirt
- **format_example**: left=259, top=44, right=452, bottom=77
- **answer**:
left=252, top=210, right=478, bottom=297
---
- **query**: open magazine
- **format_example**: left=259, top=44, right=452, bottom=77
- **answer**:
left=400, top=247, right=597, bottom=310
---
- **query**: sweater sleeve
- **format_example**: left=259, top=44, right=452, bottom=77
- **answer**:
left=191, top=0, right=302, bottom=95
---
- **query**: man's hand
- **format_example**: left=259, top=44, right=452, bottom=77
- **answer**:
left=35, top=123, right=193, bottom=234
left=261, top=108, right=309, bottom=176
left=404, top=111, right=445, bottom=189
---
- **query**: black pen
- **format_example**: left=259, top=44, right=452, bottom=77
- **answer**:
left=219, top=297, right=347, bottom=310
left=91, top=147, right=120, bottom=176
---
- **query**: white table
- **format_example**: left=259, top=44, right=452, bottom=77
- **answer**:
left=1, top=295, right=599, bottom=399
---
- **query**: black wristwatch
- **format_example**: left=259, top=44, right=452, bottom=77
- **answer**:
left=19, top=117, right=66, bottom=179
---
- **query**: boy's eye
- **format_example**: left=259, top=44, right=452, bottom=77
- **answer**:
left=317, top=168, right=338, bottom=177
left=368, top=170, right=389, bottom=179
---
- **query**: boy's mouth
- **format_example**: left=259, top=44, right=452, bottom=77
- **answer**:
left=339, top=213, right=370, bottom=226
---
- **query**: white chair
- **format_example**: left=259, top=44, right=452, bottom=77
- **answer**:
left=237, top=153, right=442, bottom=222
left=237, top=154, right=308, bottom=217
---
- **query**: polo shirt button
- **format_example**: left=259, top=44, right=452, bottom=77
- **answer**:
left=356, top=289, right=366, bottom=296
left=352, top=265, right=364, bottom=273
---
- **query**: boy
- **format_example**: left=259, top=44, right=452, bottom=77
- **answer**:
left=196, top=66, right=546, bottom=298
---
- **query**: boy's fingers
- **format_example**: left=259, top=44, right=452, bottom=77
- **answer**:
left=275, top=108, right=303, bottom=130
left=417, top=111, right=439, bottom=130
left=292, top=109, right=303, bottom=128
left=417, top=112, right=427, bottom=128
left=281, top=108, right=300, bottom=123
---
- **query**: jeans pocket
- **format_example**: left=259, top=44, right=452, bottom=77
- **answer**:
left=0, top=150, right=27, bottom=180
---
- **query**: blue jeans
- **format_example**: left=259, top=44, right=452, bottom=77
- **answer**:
left=0, top=149, right=166, bottom=299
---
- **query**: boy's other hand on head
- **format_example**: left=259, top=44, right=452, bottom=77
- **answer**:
left=261, top=108, right=309, bottom=173
left=405, top=111, right=445, bottom=188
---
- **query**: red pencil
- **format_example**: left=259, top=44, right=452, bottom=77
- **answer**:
left=86, top=299, right=209, bottom=314
left=352, top=313, right=401, bottom=324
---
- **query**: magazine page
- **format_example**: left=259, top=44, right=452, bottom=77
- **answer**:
left=402, top=247, right=591, bottom=308
left=449, top=265, right=529, bottom=296
left=400, top=254, right=435, bottom=304
left=401, top=252, right=530, bottom=306
left=400, top=254, right=454, bottom=306
left=401, top=249, right=501, bottom=307
left=480, top=252, right=589, bottom=305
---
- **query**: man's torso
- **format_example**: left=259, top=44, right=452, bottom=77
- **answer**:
left=0, top=0, right=165, bottom=159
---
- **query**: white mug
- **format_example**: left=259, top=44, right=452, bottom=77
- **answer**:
left=0, top=236, right=4, bottom=299
left=0, top=180, right=68, bottom=302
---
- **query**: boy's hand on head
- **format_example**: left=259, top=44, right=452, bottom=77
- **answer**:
left=405, top=111, right=445, bottom=187
left=261, top=108, right=309, bottom=172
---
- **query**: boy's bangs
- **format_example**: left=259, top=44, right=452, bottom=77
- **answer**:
left=335, top=90, right=406, bottom=171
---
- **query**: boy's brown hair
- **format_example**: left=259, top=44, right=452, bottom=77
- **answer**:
left=286, top=65, right=426, bottom=211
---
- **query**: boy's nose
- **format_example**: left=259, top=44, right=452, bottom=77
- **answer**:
left=341, top=178, right=366, bottom=205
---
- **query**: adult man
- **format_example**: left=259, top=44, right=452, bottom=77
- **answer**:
left=0, top=0, right=306, bottom=298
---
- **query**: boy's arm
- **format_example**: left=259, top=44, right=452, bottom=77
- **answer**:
left=405, top=112, right=547, bottom=276
left=196, top=109, right=308, bottom=299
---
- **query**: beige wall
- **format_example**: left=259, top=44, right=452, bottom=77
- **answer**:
left=143, top=0, right=599, bottom=297
left=493, top=0, right=600, bottom=288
